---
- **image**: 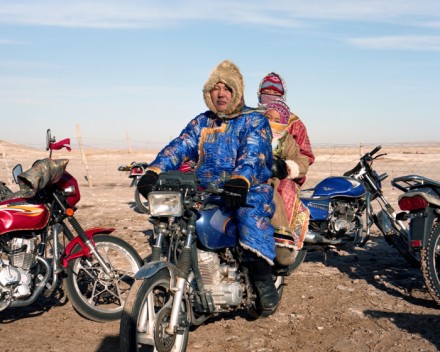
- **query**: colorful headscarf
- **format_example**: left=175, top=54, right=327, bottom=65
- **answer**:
left=264, top=99, right=290, bottom=125
left=257, top=72, right=288, bottom=107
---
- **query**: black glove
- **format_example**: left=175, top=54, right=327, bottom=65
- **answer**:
left=137, top=170, right=159, bottom=198
left=271, top=158, right=288, bottom=180
left=223, top=178, right=249, bottom=209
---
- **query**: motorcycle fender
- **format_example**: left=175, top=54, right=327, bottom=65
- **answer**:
left=130, top=178, right=138, bottom=187
left=410, top=208, right=436, bottom=247
left=134, top=261, right=177, bottom=283
left=60, top=227, right=115, bottom=267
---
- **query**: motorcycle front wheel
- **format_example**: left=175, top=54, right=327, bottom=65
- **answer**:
left=134, top=188, right=149, bottom=214
left=120, top=269, right=189, bottom=352
left=421, top=222, right=440, bottom=305
left=65, top=234, right=143, bottom=322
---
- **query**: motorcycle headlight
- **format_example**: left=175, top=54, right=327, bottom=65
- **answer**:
left=148, top=191, right=183, bottom=217
left=63, top=185, right=76, bottom=195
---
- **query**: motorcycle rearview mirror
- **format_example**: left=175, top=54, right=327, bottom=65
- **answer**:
left=12, top=164, right=23, bottom=183
left=46, top=129, right=56, bottom=151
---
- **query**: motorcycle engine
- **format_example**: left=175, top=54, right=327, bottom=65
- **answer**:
left=0, top=237, right=37, bottom=308
left=329, top=199, right=360, bottom=234
left=197, top=249, right=242, bottom=308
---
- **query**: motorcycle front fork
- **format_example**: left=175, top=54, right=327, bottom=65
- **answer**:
left=44, top=224, right=63, bottom=295
left=67, top=216, right=113, bottom=275
left=52, top=192, right=113, bottom=275
left=154, top=212, right=197, bottom=335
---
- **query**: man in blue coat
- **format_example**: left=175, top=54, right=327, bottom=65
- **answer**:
left=138, top=59, right=279, bottom=311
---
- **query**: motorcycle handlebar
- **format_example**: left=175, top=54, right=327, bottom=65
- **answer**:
left=202, top=188, right=254, bottom=209
left=360, top=145, right=382, bottom=164
left=369, top=145, right=382, bottom=156
left=345, top=145, right=382, bottom=176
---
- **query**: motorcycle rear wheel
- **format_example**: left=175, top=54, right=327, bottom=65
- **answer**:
left=65, top=234, right=143, bottom=322
left=421, top=222, right=440, bottom=305
left=120, top=269, right=189, bottom=352
left=134, top=188, right=149, bottom=214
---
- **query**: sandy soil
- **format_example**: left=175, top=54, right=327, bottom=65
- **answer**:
left=1, top=142, right=439, bottom=352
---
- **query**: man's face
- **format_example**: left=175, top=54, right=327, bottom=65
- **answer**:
left=210, top=82, right=232, bottom=113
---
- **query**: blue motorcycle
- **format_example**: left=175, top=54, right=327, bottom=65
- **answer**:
left=299, top=145, right=420, bottom=267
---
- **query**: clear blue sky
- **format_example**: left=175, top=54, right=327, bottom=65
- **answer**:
left=1, top=1, right=439, bottom=150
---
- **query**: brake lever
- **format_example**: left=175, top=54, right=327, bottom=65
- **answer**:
left=374, top=153, right=387, bottom=160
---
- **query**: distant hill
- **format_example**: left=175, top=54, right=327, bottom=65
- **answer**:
left=0, top=140, right=42, bottom=157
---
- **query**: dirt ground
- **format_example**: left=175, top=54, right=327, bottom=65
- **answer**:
left=1, top=143, right=440, bottom=352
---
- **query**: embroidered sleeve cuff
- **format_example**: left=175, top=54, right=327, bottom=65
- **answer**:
left=230, top=175, right=251, bottom=189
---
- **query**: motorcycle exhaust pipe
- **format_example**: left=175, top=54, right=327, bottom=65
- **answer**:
left=304, top=230, right=342, bottom=245
left=10, top=256, right=51, bottom=308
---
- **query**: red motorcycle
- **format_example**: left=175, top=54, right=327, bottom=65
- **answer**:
left=0, top=129, right=143, bottom=322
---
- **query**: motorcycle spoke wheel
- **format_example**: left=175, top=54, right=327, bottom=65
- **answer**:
left=120, top=269, right=189, bottom=352
left=421, top=222, right=440, bottom=305
left=65, top=235, right=142, bottom=322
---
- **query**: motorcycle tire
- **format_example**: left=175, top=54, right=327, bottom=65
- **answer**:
left=120, top=269, right=189, bottom=352
left=134, top=188, right=149, bottom=214
left=65, top=234, right=143, bottom=322
left=421, top=221, right=440, bottom=305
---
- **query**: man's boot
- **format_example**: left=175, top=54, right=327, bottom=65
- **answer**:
left=244, top=251, right=280, bottom=311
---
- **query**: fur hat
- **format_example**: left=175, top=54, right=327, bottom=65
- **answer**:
left=203, top=60, right=244, bottom=115
left=257, top=72, right=288, bottom=107
left=264, top=99, right=291, bottom=125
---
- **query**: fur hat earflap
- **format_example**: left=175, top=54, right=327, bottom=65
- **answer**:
left=203, top=60, right=244, bottom=115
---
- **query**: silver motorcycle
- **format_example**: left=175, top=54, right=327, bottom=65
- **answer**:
left=120, top=170, right=284, bottom=351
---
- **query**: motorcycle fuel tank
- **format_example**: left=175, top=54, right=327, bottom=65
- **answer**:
left=312, top=176, right=366, bottom=198
left=196, top=206, right=237, bottom=249
left=0, top=199, right=50, bottom=235
left=300, top=176, right=366, bottom=221
left=300, top=198, right=330, bottom=221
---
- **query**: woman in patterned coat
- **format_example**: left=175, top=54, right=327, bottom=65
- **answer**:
left=258, top=72, right=315, bottom=266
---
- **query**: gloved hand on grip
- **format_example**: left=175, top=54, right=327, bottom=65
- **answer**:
left=271, top=158, right=288, bottom=180
left=137, top=170, right=159, bottom=198
left=223, top=178, right=249, bottom=209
